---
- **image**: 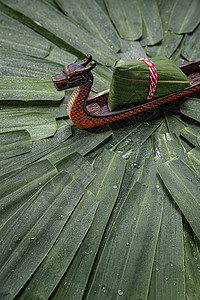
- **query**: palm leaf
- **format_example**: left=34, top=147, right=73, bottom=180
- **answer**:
left=169, top=0, right=200, bottom=34
left=104, top=0, right=142, bottom=41
left=0, top=130, right=32, bottom=159
left=0, top=1, right=199, bottom=299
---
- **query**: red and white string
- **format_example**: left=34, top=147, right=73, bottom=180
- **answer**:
left=137, top=57, right=157, bottom=100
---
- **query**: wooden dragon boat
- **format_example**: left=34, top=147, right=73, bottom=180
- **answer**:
left=52, top=55, right=200, bottom=129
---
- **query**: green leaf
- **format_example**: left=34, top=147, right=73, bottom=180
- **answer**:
left=18, top=191, right=98, bottom=300
left=44, top=44, right=77, bottom=65
left=56, top=152, right=96, bottom=188
left=180, top=125, right=200, bottom=147
left=152, top=131, right=188, bottom=162
left=181, top=24, right=200, bottom=61
left=0, top=50, right=63, bottom=80
left=0, top=25, right=50, bottom=57
left=165, top=113, right=189, bottom=135
left=113, top=117, right=163, bottom=157
left=0, top=103, right=68, bottom=118
left=170, top=35, right=189, bottom=65
left=104, top=0, right=142, bottom=40
left=92, top=64, right=112, bottom=92
left=137, top=0, right=163, bottom=46
left=55, top=0, right=121, bottom=52
left=164, top=113, right=194, bottom=152
left=0, top=130, right=32, bottom=159
left=0, top=0, right=118, bottom=66
left=86, top=182, right=163, bottom=299
left=0, top=76, right=65, bottom=101
left=148, top=192, right=185, bottom=300
left=50, top=149, right=126, bottom=300
left=0, top=171, right=84, bottom=300
left=0, top=159, right=58, bottom=226
left=158, top=159, right=200, bottom=240
left=169, top=0, right=200, bottom=34
left=114, top=137, right=153, bottom=211
left=180, top=98, right=200, bottom=123
left=119, top=39, right=146, bottom=60
left=146, top=0, right=183, bottom=58
left=183, top=220, right=200, bottom=300
left=41, top=126, right=112, bottom=165
left=0, top=111, right=57, bottom=140
left=0, top=119, right=72, bottom=177
left=139, top=140, right=185, bottom=300
left=188, top=146, right=200, bottom=175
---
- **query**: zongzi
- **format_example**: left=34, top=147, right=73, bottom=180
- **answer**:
left=108, top=56, right=191, bottom=111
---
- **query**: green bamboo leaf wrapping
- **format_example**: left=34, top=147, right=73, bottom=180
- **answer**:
left=86, top=182, right=163, bottom=299
left=55, top=0, right=121, bottom=52
left=180, top=125, right=200, bottom=147
left=104, top=0, right=142, bottom=41
left=0, top=0, right=118, bottom=66
left=50, top=149, right=126, bottom=300
left=18, top=191, right=98, bottom=300
left=108, top=57, right=190, bottom=111
left=169, top=0, right=200, bottom=34
left=0, top=160, right=58, bottom=226
left=0, top=130, right=32, bottom=159
left=0, top=111, right=57, bottom=140
left=0, top=171, right=84, bottom=300
left=158, top=159, right=200, bottom=240
left=181, top=24, right=200, bottom=61
left=180, top=98, right=200, bottom=123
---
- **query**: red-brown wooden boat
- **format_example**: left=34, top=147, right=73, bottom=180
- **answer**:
left=52, top=55, right=200, bottom=129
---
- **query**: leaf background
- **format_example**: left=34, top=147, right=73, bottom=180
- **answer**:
left=0, top=0, right=199, bottom=299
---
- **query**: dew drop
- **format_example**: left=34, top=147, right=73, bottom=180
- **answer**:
left=113, top=185, right=118, bottom=189
left=118, top=289, right=123, bottom=296
left=186, top=177, right=192, bottom=181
